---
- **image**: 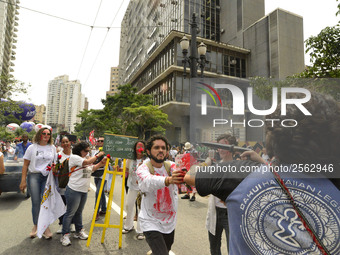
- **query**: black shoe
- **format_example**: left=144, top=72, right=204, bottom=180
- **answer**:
left=181, top=194, right=190, bottom=199
left=190, top=196, right=196, bottom=201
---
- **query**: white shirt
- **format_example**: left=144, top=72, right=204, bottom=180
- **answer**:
left=127, top=158, right=143, bottom=190
left=58, top=151, right=71, bottom=163
left=68, top=154, right=93, bottom=193
left=24, top=144, right=57, bottom=176
left=136, top=162, right=178, bottom=234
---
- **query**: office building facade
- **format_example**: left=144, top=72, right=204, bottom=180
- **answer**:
left=107, top=66, right=120, bottom=97
left=119, top=0, right=305, bottom=144
left=46, top=75, right=85, bottom=133
left=34, top=104, right=45, bottom=124
left=0, top=0, right=19, bottom=91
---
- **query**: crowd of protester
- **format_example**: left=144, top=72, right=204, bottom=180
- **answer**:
left=0, top=92, right=338, bottom=254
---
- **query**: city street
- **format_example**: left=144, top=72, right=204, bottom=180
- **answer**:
left=0, top=176, right=227, bottom=255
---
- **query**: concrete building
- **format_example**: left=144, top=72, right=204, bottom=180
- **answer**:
left=34, top=104, right=45, bottom=124
left=84, top=97, right=89, bottom=110
left=118, top=0, right=305, bottom=144
left=107, top=66, right=120, bottom=97
left=0, top=0, right=19, bottom=90
left=46, top=75, right=85, bottom=133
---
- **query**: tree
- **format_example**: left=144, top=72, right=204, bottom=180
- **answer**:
left=300, top=26, right=340, bottom=78
left=74, top=84, right=172, bottom=139
left=299, top=0, right=340, bottom=78
left=123, top=104, right=172, bottom=139
left=74, top=109, right=107, bottom=139
left=0, top=76, right=31, bottom=124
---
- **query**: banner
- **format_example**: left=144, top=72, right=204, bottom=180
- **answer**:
left=37, top=171, right=66, bottom=238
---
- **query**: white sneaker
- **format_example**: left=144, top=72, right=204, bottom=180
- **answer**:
left=137, top=233, right=145, bottom=240
left=60, top=233, right=71, bottom=246
left=57, top=226, right=62, bottom=234
left=73, top=229, right=88, bottom=240
left=70, top=224, right=76, bottom=233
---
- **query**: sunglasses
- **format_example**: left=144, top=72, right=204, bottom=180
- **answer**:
left=84, top=149, right=90, bottom=153
left=98, top=140, right=104, bottom=142
left=42, top=132, right=51, bottom=136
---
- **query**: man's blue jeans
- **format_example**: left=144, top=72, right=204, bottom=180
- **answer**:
left=62, top=186, right=87, bottom=235
left=94, top=177, right=107, bottom=213
left=27, top=172, right=47, bottom=225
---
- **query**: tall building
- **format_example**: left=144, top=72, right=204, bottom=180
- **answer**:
left=0, top=0, right=19, bottom=90
left=34, top=104, right=45, bottom=124
left=46, top=75, right=85, bottom=133
left=106, top=66, right=119, bottom=97
left=119, top=0, right=305, bottom=144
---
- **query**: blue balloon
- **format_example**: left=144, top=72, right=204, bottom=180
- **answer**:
left=20, top=122, right=35, bottom=132
left=13, top=101, right=36, bottom=121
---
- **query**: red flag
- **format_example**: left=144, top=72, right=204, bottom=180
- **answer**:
left=89, top=130, right=95, bottom=145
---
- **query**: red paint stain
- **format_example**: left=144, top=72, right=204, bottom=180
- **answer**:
left=153, top=187, right=175, bottom=222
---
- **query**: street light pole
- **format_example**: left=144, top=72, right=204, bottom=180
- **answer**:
left=189, top=13, right=198, bottom=78
left=180, top=13, right=207, bottom=78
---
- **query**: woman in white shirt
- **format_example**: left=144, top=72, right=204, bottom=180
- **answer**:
left=56, top=136, right=73, bottom=234
left=19, top=127, right=57, bottom=239
left=122, top=140, right=146, bottom=240
left=60, top=141, right=106, bottom=247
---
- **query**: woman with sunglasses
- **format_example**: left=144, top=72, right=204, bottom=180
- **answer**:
left=19, top=127, right=57, bottom=239
left=60, top=141, right=106, bottom=247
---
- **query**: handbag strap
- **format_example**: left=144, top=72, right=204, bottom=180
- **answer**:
left=268, top=163, right=330, bottom=255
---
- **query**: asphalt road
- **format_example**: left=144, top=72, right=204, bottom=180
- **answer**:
left=0, top=176, right=228, bottom=255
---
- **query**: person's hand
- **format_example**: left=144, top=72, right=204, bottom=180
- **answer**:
left=51, top=163, right=58, bottom=173
left=166, top=170, right=185, bottom=185
left=97, top=151, right=105, bottom=158
left=19, top=180, right=27, bottom=193
left=99, top=157, right=107, bottom=166
left=240, top=151, right=266, bottom=164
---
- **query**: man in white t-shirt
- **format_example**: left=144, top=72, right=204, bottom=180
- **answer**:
left=136, top=135, right=183, bottom=255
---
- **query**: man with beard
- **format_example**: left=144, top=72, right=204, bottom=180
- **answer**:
left=136, top=135, right=183, bottom=255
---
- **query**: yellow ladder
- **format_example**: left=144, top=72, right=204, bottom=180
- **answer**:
left=86, top=157, right=126, bottom=248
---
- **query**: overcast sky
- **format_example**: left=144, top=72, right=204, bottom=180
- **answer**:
left=13, top=0, right=339, bottom=109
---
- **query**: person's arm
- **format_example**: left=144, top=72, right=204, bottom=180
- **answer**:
left=0, top=155, right=4, bottom=174
left=92, top=156, right=107, bottom=171
left=14, top=146, right=19, bottom=160
left=136, top=164, right=168, bottom=193
left=240, top=151, right=266, bottom=164
left=19, top=159, right=30, bottom=192
left=164, top=169, right=183, bottom=186
left=82, top=151, right=105, bottom=166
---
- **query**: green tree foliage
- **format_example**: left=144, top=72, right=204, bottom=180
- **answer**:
left=123, top=104, right=172, bottom=139
left=299, top=0, right=340, bottom=78
left=0, top=75, right=30, bottom=99
left=74, top=109, right=107, bottom=139
left=0, top=76, right=31, bottom=124
left=300, top=26, right=340, bottom=78
left=74, top=84, right=172, bottom=139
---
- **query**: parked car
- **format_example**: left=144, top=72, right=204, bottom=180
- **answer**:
left=0, top=159, right=29, bottom=198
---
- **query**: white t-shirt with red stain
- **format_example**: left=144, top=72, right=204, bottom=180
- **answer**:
left=136, top=161, right=178, bottom=234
